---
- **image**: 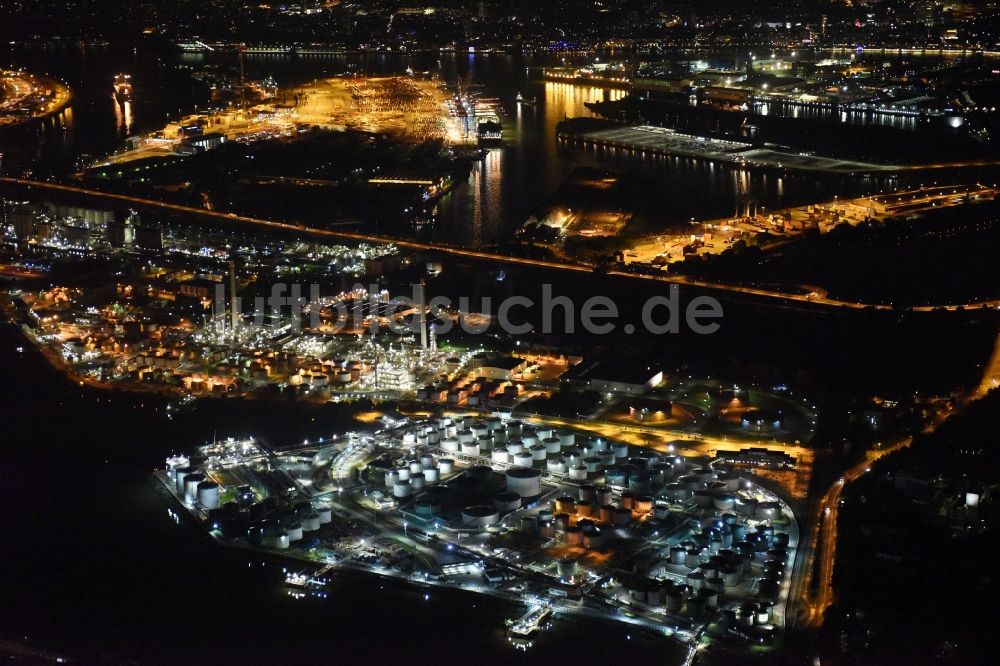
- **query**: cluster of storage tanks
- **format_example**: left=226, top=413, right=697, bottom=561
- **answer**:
left=166, top=455, right=220, bottom=510
left=367, top=452, right=452, bottom=500
left=166, top=455, right=335, bottom=549
left=626, top=576, right=775, bottom=623
left=416, top=376, right=517, bottom=407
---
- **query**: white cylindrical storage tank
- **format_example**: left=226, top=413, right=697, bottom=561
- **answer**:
left=669, top=546, right=687, bottom=565
left=547, top=457, right=568, bottom=474
left=513, top=452, right=534, bottom=468
left=457, top=429, right=475, bottom=444
left=423, top=467, right=439, bottom=483
left=409, top=461, right=423, bottom=474
left=396, top=467, right=410, bottom=482
left=507, top=420, right=523, bottom=435
left=494, top=492, right=521, bottom=512
left=584, top=457, right=601, bottom=473
left=461, top=505, right=501, bottom=527
left=403, top=432, right=416, bottom=445
left=302, top=513, right=321, bottom=532
left=493, top=430, right=508, bottom=444
left=410, top=472, right=425, bottom=490
left=492, top=448, right=510, bottom=464
left=286, top=524, right=303, bottom=542
left=591, top=438, right=608, bottom=452
left=419, top=454, right=435, bottom=469
left=485, top=417, right=503, bottom=431
left=535, top=428, right=553, bottom=440
left=713, top=494, right=736, bottom=511
left=384, top=470, right=399, bottom=488
left=175, top=466, right=196, bottom=494
left=477, top=434, right=493, bottom=452
left=393, top=481, right=413, bottom=498
left=274, top=533, right=290, bottom=549
left=521, top=434, right=538, bottom=447
left=758, top=501, right=781, bottom=521
left=612, top=443, right=629, bottom=459
left=438, top=458, right=455, bottom=474
left=530, top=445, right=547, bottom=461
left=693, top=489, right=713, bottom=508
left=184, top=473, right=206, bottom=502
left=461, top=442, right=481, bottom=457
left=506, top=440, right=523, bottom=455
left=197, top=481, right=220, bottom=509
left=427, top=430, right=440, bottom=445
left=559, top=431, right=575, bottom=446
left=317, top=507, right=332, bottom=524
left=568, top=465, right=588, bottom=480
left=506, top=467, right=542, bottom=498
left=543, top=437, right=561, bottom=454
left=441, top=437, right=459, bottom=452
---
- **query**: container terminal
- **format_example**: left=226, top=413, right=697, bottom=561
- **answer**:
left=156, top=413, right=800, bottom=655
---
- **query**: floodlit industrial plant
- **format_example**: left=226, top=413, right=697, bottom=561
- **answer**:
left=4, top=2, right=1000, bottom=664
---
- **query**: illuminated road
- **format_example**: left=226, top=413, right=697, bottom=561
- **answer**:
left=5, top=178, right=1000, bottom=314
left=796, top=436, right=913, bottom=629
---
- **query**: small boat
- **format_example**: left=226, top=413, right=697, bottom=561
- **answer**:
left=515, top=92, right=537, bottom=105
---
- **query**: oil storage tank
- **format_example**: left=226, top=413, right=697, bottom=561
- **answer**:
left=506, top=467, right=541, bottom=499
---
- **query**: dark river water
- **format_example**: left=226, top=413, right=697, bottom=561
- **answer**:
left=0, top=44, right=919, bottom=247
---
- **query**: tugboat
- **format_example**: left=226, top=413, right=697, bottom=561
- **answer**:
left=113, top=74, right=133, bottom=105
left=515, top=92, right=537, bottom=105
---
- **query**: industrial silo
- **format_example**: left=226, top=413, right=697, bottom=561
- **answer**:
left=506, top=467, right=541, bottom=499
left=543, top=437, right=561, bottom=454
left=461, top=505, right=500, bottom=527
left=494, top=492, right=521, bottom=512
left=555, top=496, right=576, bottom=514
left=197, top=481, right=220, bottom=509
